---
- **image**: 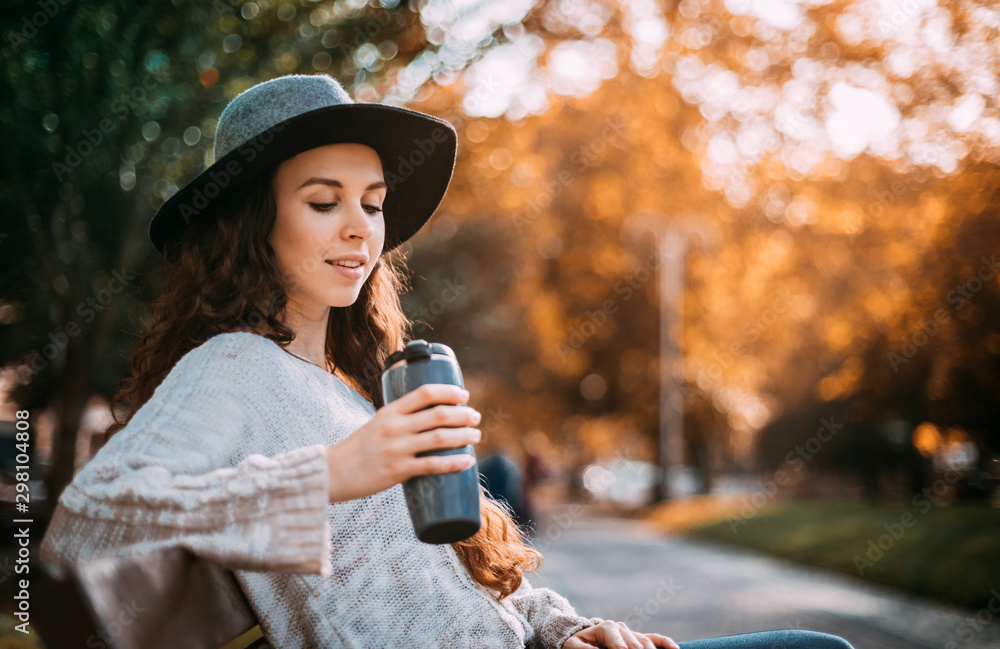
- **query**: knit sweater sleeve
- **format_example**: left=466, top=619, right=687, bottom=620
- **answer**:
left=507, top=574, right=603, bottom=649
left=39, top=333, right=333, bottom=577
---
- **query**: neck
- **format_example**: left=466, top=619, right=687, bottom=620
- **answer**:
left=278, top=301, right=372, bottom=402
left=281, top=302, right=330, bottom=367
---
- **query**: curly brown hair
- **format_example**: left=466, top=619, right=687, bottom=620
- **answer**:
left=103, top=161, right=540, bottom=599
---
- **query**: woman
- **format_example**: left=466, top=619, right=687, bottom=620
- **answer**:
left=40, top=73, right=853, bottom=649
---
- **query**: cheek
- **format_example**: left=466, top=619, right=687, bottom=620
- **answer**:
left=372, top=215, right=386, bottom=245
left=273, top=207, right=317, bottom=257
left=269, top=218, right=307, bottom=284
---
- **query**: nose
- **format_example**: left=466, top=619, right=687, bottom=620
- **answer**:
left=340, top=200, right=375, bottom=241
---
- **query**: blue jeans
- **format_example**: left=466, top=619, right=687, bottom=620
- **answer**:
left=677, top=629, right=855, bottom=649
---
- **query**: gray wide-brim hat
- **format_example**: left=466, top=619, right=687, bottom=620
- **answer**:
left=148, top=73, right=457, bottom=258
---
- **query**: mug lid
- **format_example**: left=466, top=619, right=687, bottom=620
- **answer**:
left=383, top=339, right=456, bottom=370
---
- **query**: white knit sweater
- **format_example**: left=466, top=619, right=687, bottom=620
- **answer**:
left=39, top=331, right=600, bottom=648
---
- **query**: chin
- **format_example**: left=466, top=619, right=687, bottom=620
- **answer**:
left=326, top=291, right=363, bottom=309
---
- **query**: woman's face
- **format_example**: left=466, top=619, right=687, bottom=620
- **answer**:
left=269, top=142, right=387, bottom=317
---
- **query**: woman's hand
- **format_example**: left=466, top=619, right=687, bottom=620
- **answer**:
left=325, top=384, right=481, bottom=503
left=563, top=620, right=680, bottom=649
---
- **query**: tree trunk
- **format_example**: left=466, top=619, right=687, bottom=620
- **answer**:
left=43, top=326, right=92, bottom=521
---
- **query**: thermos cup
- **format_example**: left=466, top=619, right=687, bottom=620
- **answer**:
left=381, top=339, right=481, bottom=544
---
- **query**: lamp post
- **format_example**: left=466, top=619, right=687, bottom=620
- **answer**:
left=621, top=212, right=720, bottom=503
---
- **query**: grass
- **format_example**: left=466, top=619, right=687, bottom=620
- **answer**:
left=642, top=497, right=1000, bottom=611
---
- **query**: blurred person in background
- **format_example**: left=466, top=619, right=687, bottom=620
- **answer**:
left=480, top=450, right=537, bottom=538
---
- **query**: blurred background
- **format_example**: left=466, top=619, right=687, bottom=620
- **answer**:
left=1, top=0, right=999, bottom=647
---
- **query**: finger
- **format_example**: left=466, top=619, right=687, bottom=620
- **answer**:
left=562, top=638, right=599, bottom=649
left=598, top=624, right=629, bottom=649
left=392, top=383, right=469, bottom=415
left=634, top=632, right=656, bottom=649
left=408, top=403, right=481, bottom=436
left=407, top=453, right=476, bottom=478
left=562, top=635, right=598, bottom=649
left=615, top=621, right=647, bottom=649
left=403, top=426, right=481, bottom=455
left=644, top=633, right=680, bottom=649
left=635, top=633, right=657, bottom=649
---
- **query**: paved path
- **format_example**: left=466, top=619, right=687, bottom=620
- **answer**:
left=525, top=505, right=999, bottom=649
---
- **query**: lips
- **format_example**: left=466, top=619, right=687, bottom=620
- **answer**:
left=324, top=253, right=368, bottom=267
left=325, top=257, right=365, bottom=280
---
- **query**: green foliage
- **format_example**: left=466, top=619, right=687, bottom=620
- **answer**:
left=0, top=611, right=47, bottom=648
left=687, top=501, right=1000, bottom=611
left=0, top=0, right=433, bottom=507
left=0, top=0, right=424, bottom=399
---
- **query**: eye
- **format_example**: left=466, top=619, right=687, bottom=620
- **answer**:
left=309, top=202, right=382, bottom=214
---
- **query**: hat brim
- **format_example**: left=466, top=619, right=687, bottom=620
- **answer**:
left=148, top=103, right=457, bottom=257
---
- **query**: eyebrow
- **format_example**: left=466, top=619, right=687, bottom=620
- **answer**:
left=296, top=177, right=387, bottom=192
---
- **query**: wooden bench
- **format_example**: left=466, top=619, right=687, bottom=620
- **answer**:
left=18, top=547, right=270, bottom=649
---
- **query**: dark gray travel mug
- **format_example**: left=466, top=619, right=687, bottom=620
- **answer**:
left=381, top=340, right=481, bottom=544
